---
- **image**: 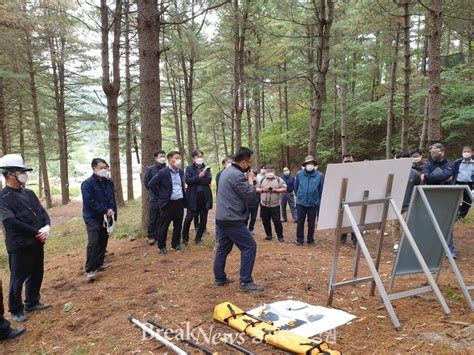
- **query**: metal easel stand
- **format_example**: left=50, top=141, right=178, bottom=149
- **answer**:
left=327, top=175, right=450, bottom=331
left=390, top=186, right=473, bottom=310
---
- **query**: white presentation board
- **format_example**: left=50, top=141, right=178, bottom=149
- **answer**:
left=318, top=159, right=413, bottom=230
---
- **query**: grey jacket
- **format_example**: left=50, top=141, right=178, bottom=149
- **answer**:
left=216, top=164, right=256, bottom=222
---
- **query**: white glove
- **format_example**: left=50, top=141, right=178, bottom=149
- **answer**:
left=39, top=225, right=51, bottom=239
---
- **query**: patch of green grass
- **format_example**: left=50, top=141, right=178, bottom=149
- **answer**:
left=445, top=286, right=462, bottom=300
left=457, top=212, right=474, bottom=224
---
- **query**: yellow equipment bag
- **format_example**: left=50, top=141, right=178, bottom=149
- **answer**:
left=214, top=302, right=341, bottom=355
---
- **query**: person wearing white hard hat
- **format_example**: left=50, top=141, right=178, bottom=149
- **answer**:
left=0, top=154, right=52, bottom=323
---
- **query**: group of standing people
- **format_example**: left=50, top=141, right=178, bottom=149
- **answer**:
left=0, top=142, right=470, bottom=338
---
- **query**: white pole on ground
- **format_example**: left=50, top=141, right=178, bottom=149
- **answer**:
left=128, top=317, right=188, bottom=355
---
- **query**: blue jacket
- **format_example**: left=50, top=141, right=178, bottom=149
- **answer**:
left=143, top=162, right=165, bottom=201
left=81, top=175, right=117, bottom=225
left=423, top=158, right=455, bottom=185
left=281, top=174, right=296, bottom=193
left=185, top=164, right=213, bottom=211
left=149, top=167, right=187, bottom=209
left=294, top=170, right=324, bottom=208
left=453, top=157, right=474, bottom=183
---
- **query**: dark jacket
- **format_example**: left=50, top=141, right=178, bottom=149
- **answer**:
left=294, top=170, right=324, bottom=208
left=412, top=161, right=425, bottom=174
left=281, top=174, right=296, bottom=193
left=216, top=163, right=256, bottom=223
left=402, top=169, right=421, bottom=212
left=216, top=169, right=225, bottom=196
left=185, top=163, right=213, bottom=211
left=453, top=157, right=474, bottom=183
left=423, top=158, right=455, bottom=185
left=149, top=167, right=187, bottom=209
left=81, top=174, right=117, bottom=225
left=144, top=162, right=165, bottom=201
left=0, top=186, right=50, bottom=253
left=247, top=179, right=261, bottom=209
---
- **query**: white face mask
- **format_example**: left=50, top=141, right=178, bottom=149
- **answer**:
left=266, top=172, right=275, bottom=179
left=413, top=156, right=422, bottom=163
left=305, top=164, right=315, bottom=172
left=157, top=157, right=166, bottom=164
left=173, top=159, right=181, bottom=168
left=96, top=169, right=108, bottom=178
left=226, top=162, right=232, bottom=168
left=462, top=152, right=472, bottom=159
left=17, top=173, right=28, bottom=184
left=195, top=158, right=204, bottom=165
left=260, top=170, right=266, bottom=175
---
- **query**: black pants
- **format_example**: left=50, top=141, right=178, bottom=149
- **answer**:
left=245, top=206, right=258, bottom=231
left=456, top=181, right=473, bottom=219
left=260, top=205, right=283, bottom=238
left=182, top=193, right=208, bottom=243
left=147, top=200, right=161, bottom=240
left=0, top=280, right=12, bottom=338
left=85, top=221, right=109, bottom=273
left=296, top=204, right=318, bottom=243
left=158, top=199, right=184, bottom=250
left=8, top=247, right=44, bottom=315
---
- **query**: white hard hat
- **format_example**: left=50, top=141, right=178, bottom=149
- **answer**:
left=0, top=154, right=33, bottom=171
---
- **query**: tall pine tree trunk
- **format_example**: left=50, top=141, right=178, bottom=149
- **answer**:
left=101, top=0, right=125, bottom=207
left=426, top=0, right=443, bottom=144
left=340, top=76, right=348, bottom=157
left=0, top=77, right=7, bottom=154
left=124, top=0, right=134, bottom=201
left=48, top=35, right=69, bottom=205
left=401, top=0, right=411, bottom=151
left=386, top=25, right=401, bottom=159
left=26, top=31, right=52, bottom=208
left=137, top=0, right=163, bottom=228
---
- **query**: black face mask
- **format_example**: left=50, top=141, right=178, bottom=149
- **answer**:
left=244, top=165, right=251, bottom=172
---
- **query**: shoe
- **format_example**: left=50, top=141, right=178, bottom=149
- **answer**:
left=215, top=277, right=234, bottom=287
left=147, top=237, right=156, bottom=246
left=340, top=235, right=347, bottom=244
left=307, top=241, right=316, bottom=246
left=195, top=240, right=203, bottom=245
left=97, top=265, right=107, bottom=272
left=448, top=244, right=457, bottom=259
left=25, top=303, right=51, bottom=313
left=87, top=271, right=97, bottom=283
left=182, top=241, right=189, bottom=246
left=171, top=245, right=183, bottom=251
left=393, top=243, right=399, bottom=253
left=239, top=282, right=264, bottom=293
left=278, top=237, right=284, bottom=242
left=11, top=312, right=27, bottom=323
left=159, top=248, right=168, bottom=256
left=264, top=236, right=272, bottom=241
left=351, top=238, right=357, bottom=248
left=0, top=327, right=26, bottom=340
left=295, top=241, right=303, bottom=246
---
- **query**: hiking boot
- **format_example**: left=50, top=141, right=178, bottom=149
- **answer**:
left=11, top=312, right=27, bottom=323
left=277, top=237, right=284, bottom=242
left=0, top=327, right=26, bottom=340
left=239, top=282, right=264, bottom=293
left=25, top=303, right=51, bottom=313
left=171, top=245, right=183, bottom=252
left=340, top=235, right=347, bottom=244
left=87, top=271, right=97, bottom=283
left=147, top=237, right=156, bottom=246
left=264, top=236, right=272, bottom=241
left=159, top=248, right=168, bottom=256
left=295, top=241, right=303, bottom=246
left=215, top=277, right=234, bottom=287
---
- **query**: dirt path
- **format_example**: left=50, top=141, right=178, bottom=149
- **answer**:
left=0, top=207, right=473, bottom=353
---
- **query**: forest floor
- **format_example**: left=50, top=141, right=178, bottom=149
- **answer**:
left=0, top=200, right=473, bottom=354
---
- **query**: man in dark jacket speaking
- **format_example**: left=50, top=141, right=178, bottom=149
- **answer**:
left=213, top=147, right=264, bottom=293
left=0, top=154, right=51, bottom=323
left=81, top=158, right=117, bottom=282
